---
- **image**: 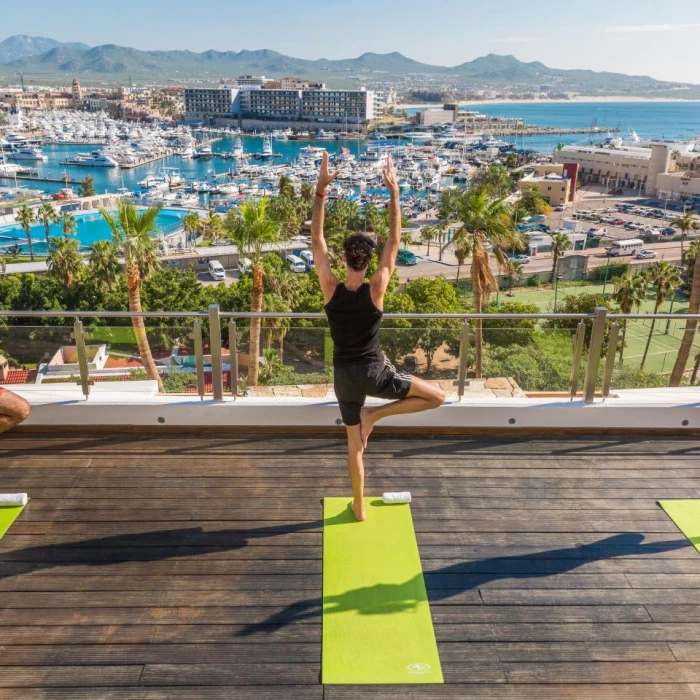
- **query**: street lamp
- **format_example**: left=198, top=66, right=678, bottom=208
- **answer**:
left=553, top=273, right=564, bottom=313
left=602, top=250, right=612, bottom=296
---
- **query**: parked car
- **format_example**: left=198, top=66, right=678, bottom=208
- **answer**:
left=397, top=248, right=418, bottom=265
left=636, top=249, right=657, bottom=259
left=510, top=253, right=531, bottom=263
left=554, top=204, right=567, bottom=212
left=662, top=227, right=677, bottom=235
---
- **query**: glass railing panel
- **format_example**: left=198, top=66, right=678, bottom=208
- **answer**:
left=82, top=324, right=196, bottom=393
left=0, top=325, right=74, bottom=387
left=480, top=321, right=584, bottom=394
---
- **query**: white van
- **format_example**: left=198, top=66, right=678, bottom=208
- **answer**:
left=299, top=250, right=314, bottom=271
left=237, top=257, right=252, bottom=275
left=609, top=239, right=644, bottom=257
left=207, top=260, right=226, bottom=281
left=286, top=254, right=306, bottom=273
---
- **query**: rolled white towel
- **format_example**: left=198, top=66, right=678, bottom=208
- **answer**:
left=0, top=493, right=28, bottom=507
left=382, top=491, right=411, bottom=504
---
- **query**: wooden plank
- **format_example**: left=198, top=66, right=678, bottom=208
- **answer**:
left=0, top=606, right=323, bottom=626
left=0, top=689, right=322, bottom=700
left=0, top=625, right=158, bottom=645
left=139, top=663, right=319, bottom=685
left=586, top=642, right=676, bottom=661
left=0, top=643, right=320, bottom=665
left=0, top=666, right=143, bottom=687
left=489, top=623, right=700, bottom=642
left=324, top=685, right=700, bottom=699
left=431, top=605, right=652, bottom=624
left=503, top=661, right=700, bottom=683
left=670, top=644, right=700, bottom=661
left=480, top=589, right=700, bottom=605
left=647, top=606, right=700, bottom=623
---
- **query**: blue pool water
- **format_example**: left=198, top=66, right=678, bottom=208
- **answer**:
left=0, top=208, right=188, bottom=255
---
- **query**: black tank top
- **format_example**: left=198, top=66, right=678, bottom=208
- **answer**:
left=324, top=283, right=382, bottom=365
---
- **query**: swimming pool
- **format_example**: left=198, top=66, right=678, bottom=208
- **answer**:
left=0, top=208, right=188, bottom=255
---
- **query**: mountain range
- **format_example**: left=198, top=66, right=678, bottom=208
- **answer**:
left=0, top=35, right=695, bottom=95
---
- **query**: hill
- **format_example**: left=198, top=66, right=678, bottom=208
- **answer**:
left=0, top=39, right=695, bottom=95
left=0, top=35, right=90, bottom=64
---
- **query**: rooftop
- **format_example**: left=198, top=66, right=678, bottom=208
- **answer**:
left=1, top=431, right=699, bottom=697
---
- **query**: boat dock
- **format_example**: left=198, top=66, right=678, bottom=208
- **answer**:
left=0, top=174, right=81, bottom=185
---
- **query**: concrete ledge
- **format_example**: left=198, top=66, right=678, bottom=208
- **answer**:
left=5, top=382, right=700, bottom=431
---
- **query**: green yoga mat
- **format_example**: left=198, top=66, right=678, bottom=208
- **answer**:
left=659, top=500, right=700, bottom=552
left=0, top=504, right=25, bottom=540
left=322, top=497, right=443, bottom=685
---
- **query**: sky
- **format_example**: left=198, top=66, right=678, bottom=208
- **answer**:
left=3, top=0, right=700, bottom=84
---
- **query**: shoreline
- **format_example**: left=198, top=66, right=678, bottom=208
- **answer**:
left=396, top=97, right=700, bottom=109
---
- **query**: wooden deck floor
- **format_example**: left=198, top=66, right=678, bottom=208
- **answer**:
left=1, top=433, right=700, bottom=699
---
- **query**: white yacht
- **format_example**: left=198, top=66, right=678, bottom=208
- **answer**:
left=261, top=136, right=273, bottom=158
left=11, top=146, right=47, bottom=162
left=232, top=138, right=244, bottom=159
left=75, top=150, right=119, bottom=167
left=195, top=144, right=213, bottom=159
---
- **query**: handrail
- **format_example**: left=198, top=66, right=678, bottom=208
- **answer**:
left=3, top=310, right=700, bottom=321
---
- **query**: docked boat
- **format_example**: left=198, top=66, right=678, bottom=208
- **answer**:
left=232, top=138, right=244, bottom=159
left=260, top=136, right=273, bottom=158
left=74, top=150, right=119, bottom=167
left=194, top=144, right=213, bottom=159
left=11, top=146, right=48, bottom=162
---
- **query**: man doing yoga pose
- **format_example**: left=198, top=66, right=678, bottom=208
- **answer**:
left=312, top=152, right=445, bottom=521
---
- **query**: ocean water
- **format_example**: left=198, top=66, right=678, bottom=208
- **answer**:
left=407, top=101, right=700, bottom=152
left=4, top=102, right=699, bottom=200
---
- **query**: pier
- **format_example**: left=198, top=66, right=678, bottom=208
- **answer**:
left=0, top=174, right=81, bottom=185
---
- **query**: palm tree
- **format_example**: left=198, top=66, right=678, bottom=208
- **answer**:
left=89, top=240, right=121, bottom=291
left=613, top=271, right=647, bottom=362
left=671, top=236, right=700, bottom=385
left=506, top=260, right=525, bottom=296
left=640, top=261, right=682, bottom=371
left=278, top=174, right=296, bottom=199
left=61, top=211, right=77, bottom=239
left=37, top=202, right=60, bottom=253
left=300, top=182, right=314, bottom=204
left=549, top=231, right=573, bottom=278
left=78, top=175, right=96, bottom=198
left=100, top=202, right=165, bottom=392
left=15, top=204, right=36, bottom=262
left=183, top=212, right=202, bottom=249
left=225, top=198, right=281, bottom=386
left=203, top=210, right=223, bottom=246
left=420, top=225, right=435, bottom=256
left=47, top=236, right=84, bottom=288
left=671, top=212, right=698, bottom=260
left=451, top=189, right=521, bottom=377
left=454, top=241, right=470, bottom=282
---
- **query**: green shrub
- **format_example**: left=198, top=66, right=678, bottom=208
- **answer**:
left=526, top=274, right=540, bottom=287
left=162, top=371, right=197, bottom=393
left=588, top=262, right=630, bottom=281
left=611, top=366, right=669, bottom=390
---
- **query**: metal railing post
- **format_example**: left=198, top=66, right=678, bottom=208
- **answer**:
left=208, top=304, right=224, bottom=403
left=568, top=321, right=586, bottom=401
left=73, top=319, right=91, bottom=400
left=583, top=306, right=608, bottom=404
left=457, top=322, right=470, bottom=401
left=193, top=320, right=205, bottom=401
left=601, top=322, right=620, bottom=399
left=229, top=321, right=238, bottom=399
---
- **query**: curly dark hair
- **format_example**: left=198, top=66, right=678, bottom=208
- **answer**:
left=342, top=233, right=376, bottom=272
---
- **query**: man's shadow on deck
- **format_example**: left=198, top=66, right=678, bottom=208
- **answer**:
left=237, top=531, right=690, bottom=635
left=0, top=513, right=690, bottom=634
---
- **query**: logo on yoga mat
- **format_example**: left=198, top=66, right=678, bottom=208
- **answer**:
left=407, top=663, right=432, bottom=675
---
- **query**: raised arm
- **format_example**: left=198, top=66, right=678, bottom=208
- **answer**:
left=370, top=154, right=401, bottom=308
left=312, top=151, right=340, bottom=305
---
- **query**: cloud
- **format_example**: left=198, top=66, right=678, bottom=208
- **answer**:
left=603, top=23, right=700, bottom=34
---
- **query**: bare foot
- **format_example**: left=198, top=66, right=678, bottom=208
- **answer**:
left=350, top=500, right=367, bottom=522
left=359, top=408, right=376, bottom=449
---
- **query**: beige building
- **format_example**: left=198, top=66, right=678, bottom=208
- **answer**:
left=552, top=143, right=672, bottom=195
left=518, top=167, right=572, bottom=206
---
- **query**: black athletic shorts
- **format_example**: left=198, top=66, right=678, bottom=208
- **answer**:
left=334, top=355, right=412, bottom=427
